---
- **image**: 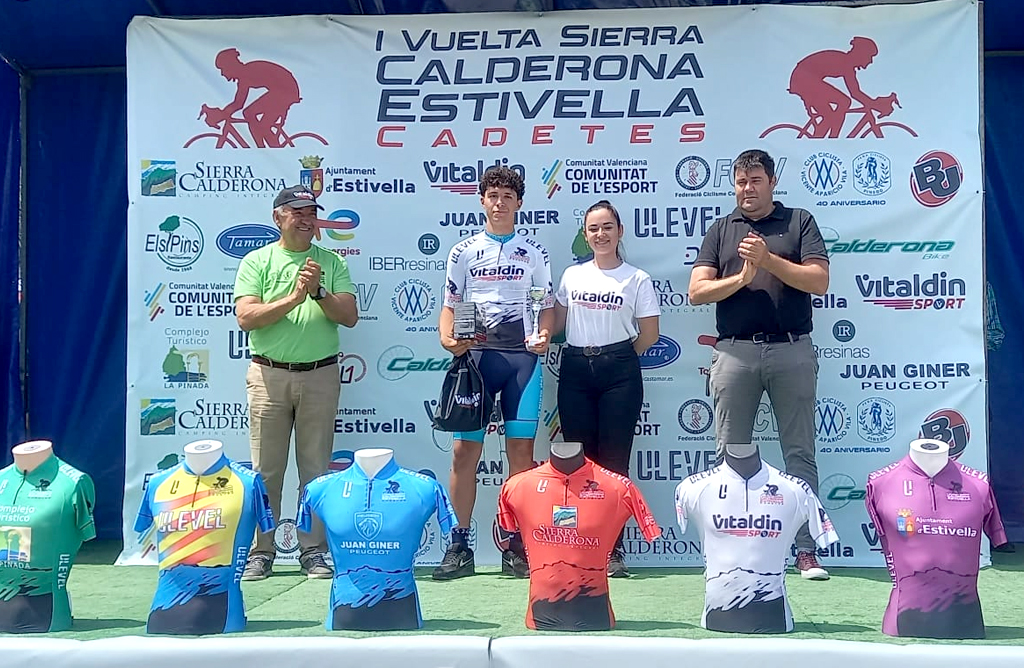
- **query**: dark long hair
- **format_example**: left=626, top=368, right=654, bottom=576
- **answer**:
left=583, top=199, right=624, bottom=259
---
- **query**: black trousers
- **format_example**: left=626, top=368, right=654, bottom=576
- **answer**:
left=557, top=342, right=644, bottom=485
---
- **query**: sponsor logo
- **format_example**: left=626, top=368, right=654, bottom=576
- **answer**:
left=273, top=519, right=301, bottom=555
left=334, top=407, right=416, bottom=434
left=163, top=282, right=235, bottom=318
left=544, top=405, right=562, bottom=443
left=673, top=156, right=790, bottom=198
left=820, top=227, right=954, bottom=260
left=543, top=343, right=563, bottom=380
left=492, top=517, right=514, bottom=552
left=919, top=408, right=970, bottom=458
left=759, top=483, right=785, bottom=506
left=299, top=155, right=325, bottom=196
left=377, top=345, right=452, bottom=380
left=633, top=205, right=724, bottom=239
left=391, top=278, right=436, bottom=323
left=322, top=166, right=414, bottom=195
left=852, top=151, right=891, bottom=196
left=844, top=362, right=969, bottom=391
left=140, top=398, right=176, bottom=436
left=354, top=511, right=384, bottom=540
left=144, top=283, right=166, bottom=321
left=323, top=209, right=359, bottom=244
left=712, top=514, right=783, bottom=538
left=558, top=157, right=656, bottom=195
left=145, top=215, right=203, bottom=272
left=856, top=272, right=966, bottom=310
left=541, top=159, right=562, bottom=198
left=677, top=399, right=713, bottom=435
left=634, top=449, right=716, bottom=481
left=676, top=156, right=710, bottom=191
left=947, top=481, right=972, bottom=503
left=819, top=473, right=866, bottom=511
left=911, top=151, right=962, bottom=208
left=639, top=335, right=681, bottom=370
left=858, top=397, right=896, bottom=443
left=355, top=282, right=379, bottom=322
left=802, top=152, right=847, bottom=197
left=418, top=233, right=440, bottom=255
left=216, top=224, right=280, bottom=259
left=425, top=158, right=523, bottom=195
left=815, top=397, right=850, bottom=444
left=896, top=509, right=915, bottom=537
left=369, top=256, right=447, bottom=272
left=141, top=160, right=176, bottom=196
left=579, top=480, right=606, bottom=500
left=553, top=506, right=578, bottom=528
left=147, top=161, right=287, bottom=197
left=339, top=353, right=367, bottom=384
left=162, top=346, right=209, bottom=389
left=184, top=49, right=327, bottom=149
left=833, top=319, right=855, bottom=342
left=381, top=480, right=407, bottom=502
left=440, top=209, right=560, bottom=233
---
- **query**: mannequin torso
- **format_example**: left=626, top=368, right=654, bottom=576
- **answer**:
left=355, top=448, right=394, bottom=479
left=723, top=443, right=762, bottom=480
left=183, top=440, right=224, bottom=475
left=12, top=440, right=54, bottom=475
left=908, top=439, right=950, bottom=478
left=550, top=442, right=586, bottom=474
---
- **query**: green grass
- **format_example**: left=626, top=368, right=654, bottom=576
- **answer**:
left=30, top=541, right=1024, bottom=642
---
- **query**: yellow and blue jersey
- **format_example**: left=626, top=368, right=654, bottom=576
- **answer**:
left=298, top=459, right=455, bottom=630
left=135, top=455, right=273, bottom=634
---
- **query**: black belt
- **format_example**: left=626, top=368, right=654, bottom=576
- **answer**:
left=564, top=340, right=634, bottom=357
left=729, top=332, right=804, bottom=344
left=252, top=354, right=338, bottom=372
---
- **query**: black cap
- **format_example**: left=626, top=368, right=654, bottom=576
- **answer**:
left=274, top=185, right=323, bottom=210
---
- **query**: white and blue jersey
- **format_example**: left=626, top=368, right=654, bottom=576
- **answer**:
left=297, top=459, right=456, bottom=631
left=444, top=232, right=554, bottom=350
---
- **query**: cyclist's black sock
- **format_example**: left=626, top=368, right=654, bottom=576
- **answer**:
left=451, top=527, right=472, bottom=549
left=508, top=532, right=526, bottom=559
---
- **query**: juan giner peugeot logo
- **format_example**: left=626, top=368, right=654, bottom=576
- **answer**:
left=639, top=336, right=681, bottom=369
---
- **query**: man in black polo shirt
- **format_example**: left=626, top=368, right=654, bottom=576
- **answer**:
left=688, top=149, right=831, bottom=580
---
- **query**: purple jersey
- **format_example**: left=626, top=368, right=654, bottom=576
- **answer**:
left=865, top=456, right=1007, bottom=639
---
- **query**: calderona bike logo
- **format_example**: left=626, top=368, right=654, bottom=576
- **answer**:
left=184, top=48, right=327, bottom=149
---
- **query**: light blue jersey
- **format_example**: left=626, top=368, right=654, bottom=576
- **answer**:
left=298, top=459, right=455, bottom=630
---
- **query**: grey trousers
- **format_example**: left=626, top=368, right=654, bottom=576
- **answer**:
left=710, top=335, right=819, bottom=552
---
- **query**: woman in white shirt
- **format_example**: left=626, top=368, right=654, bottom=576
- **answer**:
left=552, top=199, right=661, bottom=578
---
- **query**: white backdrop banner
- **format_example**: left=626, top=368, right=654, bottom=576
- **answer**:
left=122, top=0, right=984, bottom=567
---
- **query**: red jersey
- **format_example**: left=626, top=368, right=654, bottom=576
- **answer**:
left=498, top=459, right=661, bottom=631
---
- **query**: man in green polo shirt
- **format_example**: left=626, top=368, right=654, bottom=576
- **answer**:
left=234, top=184, right=358, bottom=581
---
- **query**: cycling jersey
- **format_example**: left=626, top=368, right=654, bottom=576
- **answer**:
left=135, top=455, right=274, bottom=634
left=675, top=461, right=837, bottom=633
left=865, top=456, right=1006, bottom=638
left=0, top=456, right=94, bottom=633
left=498, top=459, right=660, bottom=631
left=298, top=458, right=456, bottom=630
left=444, top=232, right=553, bottom=350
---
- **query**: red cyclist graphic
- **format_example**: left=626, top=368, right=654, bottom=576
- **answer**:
left=761, top=37, right=917, bottom=139
left=184, top=48, right=327, bottom=148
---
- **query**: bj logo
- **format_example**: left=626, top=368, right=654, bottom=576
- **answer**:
left=910, top=151, right=963, bottom=208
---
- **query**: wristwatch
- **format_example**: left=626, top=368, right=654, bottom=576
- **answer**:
left=311, top=285, right=328, bottom=301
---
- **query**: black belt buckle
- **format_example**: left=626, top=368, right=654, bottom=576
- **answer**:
left=583, top=345, right=602, bottom=357
left=287, top=361, right=313, bottom=372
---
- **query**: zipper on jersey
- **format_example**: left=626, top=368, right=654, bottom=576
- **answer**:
left=192, top=475, right=201, bottom=507
left=929, top=479, right=937, bottom=511
left=744, top=480, right=749, bottom=513
left=564, top=477, right=569, bottom=505
left=366, top=479, right=373, bottom=510
left=11, top=472, right=26, bottom=504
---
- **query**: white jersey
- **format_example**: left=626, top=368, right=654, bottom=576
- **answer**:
left=444, top=232, right=553, bottom=350
left=555, top=261, right=660, bottom=347
left=674, top=461, right=838, bottom=633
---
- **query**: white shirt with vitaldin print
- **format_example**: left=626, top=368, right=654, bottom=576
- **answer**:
left=555, top=261, right=659, bottom=348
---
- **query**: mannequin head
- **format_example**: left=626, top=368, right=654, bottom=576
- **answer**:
left=550, top=442, right=585, bottom=474
left=909, top=438, right=950, bottom=478
left=354, top=448, right=394, bottom=479
left=12, top=440, right=54, bottom=474
left=183, top=439, right=223, bottom=475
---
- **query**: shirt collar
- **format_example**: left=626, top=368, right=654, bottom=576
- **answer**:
left=537, top=459, right=595, bottom=479
left=350, top=457, right=400, bottom=480
left=727, top=202, right=785, bottom=224
left=902, top=454, right=955, bottom=481
left=22, top=454, right=60, bottom=487
left=182, top=454, right=230, bottom=476
left=720, top=459, right=770, bottom=488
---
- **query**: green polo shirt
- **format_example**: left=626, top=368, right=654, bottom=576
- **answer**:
left=233, top=243, right=355, bottom=363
